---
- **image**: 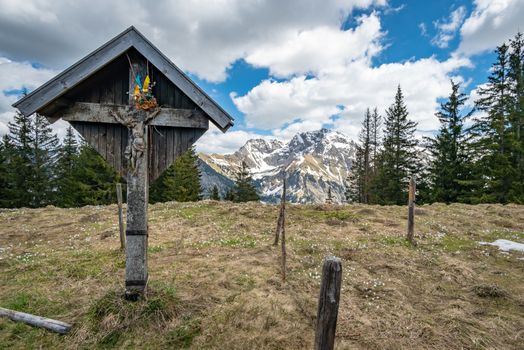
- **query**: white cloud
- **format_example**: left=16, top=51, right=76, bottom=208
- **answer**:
left=0, top=0, right=386, bottom=82
left=0, top=57, right=57, bottom=136
left=431, top=6, right=466, bottom=49
left=195, top=124, right=275, bottom=154
left=233, top=54, right=471, bottom=139
left=245, top=13, right=383, bottom=78
left=458, top=0, right=524, bottom=55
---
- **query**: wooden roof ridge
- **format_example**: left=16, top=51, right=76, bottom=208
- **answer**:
left=12, top=26, right=234, bottom=132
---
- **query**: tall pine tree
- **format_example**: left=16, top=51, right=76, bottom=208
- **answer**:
left=426, top=81, right=473, bottom=203
left=473, top=43, right=515, bottom=203
left=55, top=126, right=81, bottom=207
left=373, top=86, right=419, bottom=205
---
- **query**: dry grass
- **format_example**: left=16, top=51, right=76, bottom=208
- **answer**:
left=0, top=201, right=523, bottom=349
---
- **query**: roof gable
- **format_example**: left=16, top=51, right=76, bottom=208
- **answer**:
left=12, top=26, right=233, bottom=132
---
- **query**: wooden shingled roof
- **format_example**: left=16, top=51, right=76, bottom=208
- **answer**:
left=12, top=26, right=234, bottom=132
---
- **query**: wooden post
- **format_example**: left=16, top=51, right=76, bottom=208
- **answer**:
left=314, top=256, right=342, bottom=350
left=124, top=59, right=149, bottom=300
left=0, top=307, right=72, bottom=334
left=280, top=176, right=287, bottom=281
left=116, top=183, right=125, bottom=250
left=273, top=174, right=286, bottom=246
left=407, top=177, right=416, bottom=244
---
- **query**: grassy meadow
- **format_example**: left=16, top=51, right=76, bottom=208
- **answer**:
left=0, top=201, right=523, bottom=349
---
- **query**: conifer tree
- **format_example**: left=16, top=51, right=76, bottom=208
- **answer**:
left=224, top=188, right=235, bottom=201
left=150, top=147, right=202, bottom=203
left=0, top=137, right=10, bottom=207
left=426, top=81, right=473, bottom=203
left=29, top=114, right=59, bottom=207
left=473, top=43, right=515, bottom=203
left=5, top=110, right=33, bottom=207
left=210, top=185, right=220, bottom=200
left=72, top=142, right=120, bottom=206
left=173, top=146, right=202, bottom=202
left=358, top=109, right=373, bottom=203
left=373, top=86, right=419, bottom=205
left=55, top=126, right=80, bottom=207
left=346, top=144, right=364, bottom=203
left=508, top=32, right=524, bottom=200
left=232, top=161, right=259, bottom=202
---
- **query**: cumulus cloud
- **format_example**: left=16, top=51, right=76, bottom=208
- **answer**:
left=458, top=0, right=524, bottom=55
left=195, top=124, right=276, bottom=154
left=0, top=57, right=56, bottom=136
left=431, top=6, right=466, bottom=48
left=234, top=49, right=471, bottom=140
left=0, top=0, right=386, bottom=82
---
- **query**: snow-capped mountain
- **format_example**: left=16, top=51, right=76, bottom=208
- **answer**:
left=199, top=128, right=356, bottom=203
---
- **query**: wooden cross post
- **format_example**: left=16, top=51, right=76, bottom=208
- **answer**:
left=124, top=59, right=150, bottom=300
left=407, top=177, right=416, bottom=244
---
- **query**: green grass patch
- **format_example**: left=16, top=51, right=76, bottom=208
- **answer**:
left=166, top=319, right=202, bottom=348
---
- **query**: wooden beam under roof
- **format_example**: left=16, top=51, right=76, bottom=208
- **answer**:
left=61, top=102, right=209, bottom=129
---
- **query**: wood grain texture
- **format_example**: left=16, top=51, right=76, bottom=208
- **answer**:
left=0, top=307, right=72, bottom=334
left=314, top=256, right=342, bottom=350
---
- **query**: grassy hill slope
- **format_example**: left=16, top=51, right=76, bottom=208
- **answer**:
left=0, top=202, right=523, bottom=349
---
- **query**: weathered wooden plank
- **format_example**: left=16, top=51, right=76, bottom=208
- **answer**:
left=0, top=307, right=72, bottom=334
left=114, top=124, right=123, bottom=175
left=98, top=124, right=107, bottom=162
left=106, top=124, right=115, bottom=168
left=315, top=256, right=342, bottom=350
left=13, top=28, right=134, bottom=116
left=61, top=102, right=208, bottom=129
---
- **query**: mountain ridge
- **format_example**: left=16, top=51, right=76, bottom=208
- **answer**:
left=198, top=128, right=356, bottom=203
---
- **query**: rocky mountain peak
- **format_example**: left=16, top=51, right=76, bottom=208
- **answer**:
left=199, top=128, right=356, bottom=203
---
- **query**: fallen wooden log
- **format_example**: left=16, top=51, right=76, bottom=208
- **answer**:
left=0, top=307, right=72, bottom=334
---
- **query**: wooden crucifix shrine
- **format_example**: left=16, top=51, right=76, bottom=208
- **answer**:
left=13, top=27, right=234, bottom=299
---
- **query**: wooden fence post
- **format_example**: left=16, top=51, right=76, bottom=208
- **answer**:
left=407, top=177, right=416, bottom=244
left=116, top=183, right=125, bottom=250
left=274, top=174, right=286, bottom=246
left=315, top=256, right=342, bottom=350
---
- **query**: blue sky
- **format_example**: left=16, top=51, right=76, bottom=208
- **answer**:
left=0, top=0, right=523, bottom=153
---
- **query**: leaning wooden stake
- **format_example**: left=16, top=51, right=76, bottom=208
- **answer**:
left=0, top=307, right=71, bottom=334
left=116, top=183, right=125, bottom=250
left=273, top=174, right=286, bottom=246
left=315, top=256, right=342, bottom=350
left=407, top=177, right=416, bottom=244
left=280, top=177, right=287, bottom=281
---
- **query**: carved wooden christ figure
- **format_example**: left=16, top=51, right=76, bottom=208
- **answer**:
left=110, top=107, right=160, bottom=173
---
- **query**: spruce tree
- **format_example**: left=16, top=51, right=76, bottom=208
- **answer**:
left=426, top=81, right=473, bottom=203
left=29, top=114, right=60, bottom=207
left=210, top=185, right=220, bottom=200
left=150, top=164, right=176, bottom=203
left=373, top=86, right=419, bottom=205
left=0, top=137, right=10, bottom=207
left=346, top=144, right=364, bottom=203
left=473, top=43, right=515, bottom=203
left=72, top=142, right=120, bottom=206
left=508, top=32, right=524, bottom=201
left=173, top=146, right=202, bottom=202
left=359, top=108, right=373, bottom=203
left=232, top=161, right=259, bottom=202
left=224, top=188, right=235, bottom=201
left=55, top=126, right=81, bottom=207
left=5, top=110, right=33, bottom=207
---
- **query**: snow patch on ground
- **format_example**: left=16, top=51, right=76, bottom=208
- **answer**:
left=479, top=239, right=524, bottom=252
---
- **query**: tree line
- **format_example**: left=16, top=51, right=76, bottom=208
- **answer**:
left=346, top=32, right=524, bottom=205
left=0, top=113, right=260, bottom=208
